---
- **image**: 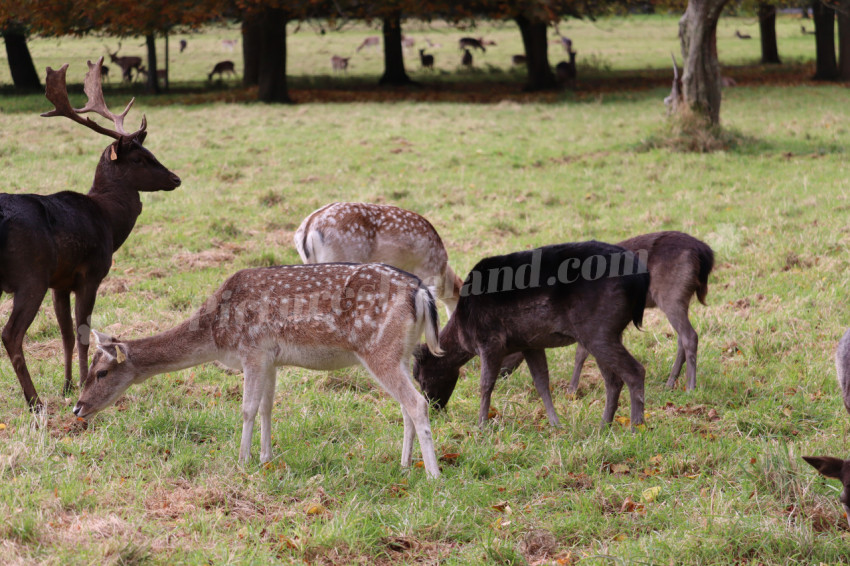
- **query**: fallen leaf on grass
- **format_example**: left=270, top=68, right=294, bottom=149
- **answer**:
left=488, top=406, right=499, bottom=419
left=620, top=496, right=645, bottom=514
left=614, top=415, right=630, bottom=426
left=305, top=503, right=326, bottom=515
left=491, top=502, right=512, bottom=514
left=0, top=423, right=6, bottom=431
left=439, top=452, right=460, bottom=464
left=610, top=463, right=630, bottom=475
left=642, top=486, right=661, bottom=502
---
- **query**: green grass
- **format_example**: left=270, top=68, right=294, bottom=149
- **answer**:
left=1, top=13, right=850, bottom=566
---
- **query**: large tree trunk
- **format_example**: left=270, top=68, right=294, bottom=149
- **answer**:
left=678, top=0, right=730, bottom=125
left=257, top=8, right=290, bottom=103
left=145, top=33, right=160, bottom=95
left=515, top=14, right=556, bottom=91
left=2, top=27, right=41, bottom=91
left=812, top=0, right=838, bottom=80
left=379, top=13, right=411, bottom=86
left=758, top=3, right=781, bottom=64
left=242, top=14, right=261, bottom=87
left=838, top=1, right=850, bottom=80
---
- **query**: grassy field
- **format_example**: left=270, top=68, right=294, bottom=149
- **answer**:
left=1, top=13, right=850, bottom=566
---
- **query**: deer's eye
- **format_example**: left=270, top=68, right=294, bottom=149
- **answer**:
left=96, top=369, right=108, bottom=380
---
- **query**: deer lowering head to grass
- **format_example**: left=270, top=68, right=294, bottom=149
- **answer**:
left=74, top=263, right=444, bottom=478
left=803, top=456, right=850, bottom=528
left=414, top=241, right=649, bottom=429
left=458, top=37, right=486, bottom=52
left=294, top=202, right=463, bottom=316
left=0, top=57, right=180, bottom=410
left=208, top=61, right=236, bottom=81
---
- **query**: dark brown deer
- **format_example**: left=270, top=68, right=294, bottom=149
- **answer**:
left=330, top=55, right=350, bottom=73
left=461, top=49, right=473, bottom=68
left=413, top=241, right=649, bottom=429
left=803, top=456, right=850, bottom=528
left=458, top=37, right=486, bottom=52
left=419, top=49, right=435, bottom=70
left=1, top=57, right=181, bottom=410
left=208, top=60, right=236, bottom=81
left=555, top=49, right=577, bottom=89
left=735, top=30, right=752, bottom=39
left=107, top=43, right=142, bottom=82
left=74, top=263, right=444, bottom=477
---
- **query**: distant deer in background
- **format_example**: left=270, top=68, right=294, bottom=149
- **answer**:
left=458, top=37, right=486, bottom=52
left=179, top=39, right=188, bottom=53
left=107, top=43, right=143, bottom=82
left=330, top=55, right=350, bottom=72
left=357, top=36, right=380, bottom=52
left=221, top=39, right=238, bottom=52
left=402, top=36, right=415, bottom=50
left=735, top=30, right=752, bottom=39
left=1, top=57, right=181, bottom=409
left=419, top=49, right=434, bottom=69
left=294, top=202, right=463, bottom=316
left=801, top=25, right=816, bottom=35
left=555, top=48, right=577, bottom=88
left=208, top=61, right=236, bottom=81
left=512, top=54, right=527, bottom=66
left=461, top=48, right=473, bottom=68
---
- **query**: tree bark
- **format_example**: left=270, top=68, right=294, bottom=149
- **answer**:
left=378, top=13, right=411, bottom=86
left=515, top=14, right=557, bottom=91
left=838, top=1, right=850, bottom=80
left=242, top=14, right=261, bottom=87
left=678, top=0, right=730, bottom=125
left=145, top=33, right=160, bottom=95
left=758, top=3, right=781, bottom=64
left=2, top=27, right=41, bottom=91
left=257, top=8, right=290, bottom=103
left=812, top=0, right=838, bottom=80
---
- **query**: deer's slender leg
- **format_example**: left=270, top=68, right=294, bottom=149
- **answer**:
left=73, top=283, right=99, bottom=387
left=239, top=353, right=273, bottom=465
left=477, top=352, right=503, bottom=428
left=53, top=290, right=76, bottom=395
left=258, top=365, right=278, bottom=464
left=522, top=349, right=560, bottom=427
left=3, top=284, right=49, bottom=409
left=568, top=343, right=591, bottom=394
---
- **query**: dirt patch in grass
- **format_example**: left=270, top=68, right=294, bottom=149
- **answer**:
left=99, top=277, right=133, bottom=295
left=145, top=478, right=297, bottom=521
left=171, top=247, right=237, bottom=271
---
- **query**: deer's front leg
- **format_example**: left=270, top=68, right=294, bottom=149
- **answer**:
left=74, top=283, right=100, bottom=387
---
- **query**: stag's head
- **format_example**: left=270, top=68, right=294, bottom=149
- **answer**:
left=41, top=57, right=181, bottom=193
left=413, top=342, right=462, bottom=410
left=73, top=331, right=141, bottom=420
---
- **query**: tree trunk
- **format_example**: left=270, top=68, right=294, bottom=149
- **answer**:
left=758, top=3, right=781, bottom=64
left=242, top=14, right=261, bottom=87
left=379, top=13, right=411, bottom=86
left=812, top=0, right=838, bottom=80
left=838, top=1, right=850, bottom=80
left=2, top=27, right=41, bottom=91
left=678, top=0, right=730, bottom=125
left=163, top=33, right=169, bottom=91
left=145, top=33, right=160, bottom=95
left=257, top=8, right=290, bottom=103
left=515, top=14, right=556, bottom=91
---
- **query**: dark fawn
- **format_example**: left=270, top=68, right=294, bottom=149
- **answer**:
left=413, top=241, right=649, bottom=429
left=803, top=456, right=850, bottom=528
left=0, top=57, right=180, bottom=410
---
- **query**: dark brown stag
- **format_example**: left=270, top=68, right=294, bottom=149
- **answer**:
left=0, top=57, right=180, bottom=410
left=107, top=43, right=143, bottom=82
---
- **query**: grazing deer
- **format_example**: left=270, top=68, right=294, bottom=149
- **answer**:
left=1, top=57, right=180, bottom=410
left=419, top=49, right=434, bottom=70
left=458, top=37, right=486, bottom=52
left=294, top=202, right=463, bottom=316
left=836, top=329, right=850, bottom=414
left=208, top=61, right=236, bottom=81
left=500, top=232, right=713, bottom=392
left=330, top=55, right=350, bottom=72
left=357, top=36, right=380, bottom=52
left=803, top=456, right=850, bottom=528
left=107, top=43, right=143, bottom=82
left=511, top=54, right=527, bottom=66
left=221, top=39, right=239, bottom=52
left=461, top=49, right=473, bottom=68
left=735, top=30, right=752, bottom=39
left=74, top=263, right=444, bottom=478
left=414, top=241, right=649, bottom=429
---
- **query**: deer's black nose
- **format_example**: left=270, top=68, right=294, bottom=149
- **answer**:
left=170, top=174, right=181, bottom=187
left=73, top=404, right=81, bottom=416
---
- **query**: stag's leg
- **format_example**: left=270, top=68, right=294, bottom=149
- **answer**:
left=359, top=355, right=439, bottom=478
left=238, top=354, right=273, bottom=465
left=477, top=352, right=504, bottom=428
left=522, top=349, right=560, bottom=427
left=568, top=343, right=591, bottom=394
left=498, top=352, right=524, bottom=378
left=666, top=336, right=686, bottom=389
left=53, top=290, right=76, bottom=395
left=73, top=283, right=100, bottom=387
left=258, top=366, right=278, bottom=464
left=3, top=285, right=48, bottom=409
left=664, top=306, right=698, bottom=391
left=586, top=339, right=645, bottom=427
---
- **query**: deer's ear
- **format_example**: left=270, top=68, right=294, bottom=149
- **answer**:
left=92, top=330, right=115, bottom=347
left=803, top=456, right=847, bottom=479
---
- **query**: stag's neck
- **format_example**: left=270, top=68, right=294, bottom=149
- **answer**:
left=89, top=171, right=144, bottom=251
left=439, top=316, right=476, bottom=369
left=125, top=314, right=219, bottom=381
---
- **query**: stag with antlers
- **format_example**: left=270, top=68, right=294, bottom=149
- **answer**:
left=0, top=57, right=180, bottom=410
left=107, top=43, right=143, bottom=82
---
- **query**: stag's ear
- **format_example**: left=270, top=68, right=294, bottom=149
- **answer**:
left=803, top=456, right=847, bottom=479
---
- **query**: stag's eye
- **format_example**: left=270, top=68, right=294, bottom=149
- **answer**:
left=96, top=369, right=108, bottom=380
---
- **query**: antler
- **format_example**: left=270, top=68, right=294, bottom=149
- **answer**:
left=41, top=56, right=146, bottom=140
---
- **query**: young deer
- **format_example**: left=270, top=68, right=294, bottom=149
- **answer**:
left=74, top=263, right=444, bottom=478
left=294, top=202, right=463, bottom=315
left=1, top=57, right=180, bottom=410
left=357, top=36, right=380, bottom=52
left=461, top=49, right=473, bottom=68
left=837, top=329, right=850, bottom=414
left=414, top=241, right=649, bottom=429
left=208, top=61, right=236, bottom=81
left=803, top=456, right=850, bottom=528
left=330, top=55, right=350, bottom=72
left=419, top=49, right=435, bottom=70
left=107, top=43, right=142, bottom=82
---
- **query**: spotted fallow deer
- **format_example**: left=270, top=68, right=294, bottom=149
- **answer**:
left=1, top=57, right=180, bottom=410
left=74, top=263, right=444, bottom=478
left=294, top=202, right=463, bottom=315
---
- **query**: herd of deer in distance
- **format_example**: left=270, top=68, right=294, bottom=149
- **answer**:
left=2, top=44, right=850, bottom=528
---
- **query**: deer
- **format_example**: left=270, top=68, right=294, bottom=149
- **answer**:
left=555, top=49, right=577, bottom=89
left=221, top=39, right=239, bottom=52
left=735, top=30, right=752, bottom=39
left=179, top=39, right=188, bottom=53
left=73, top=263, right=444, bottom=478
left=836, top=329, right=850, bottom=414
left=413, top=241, right=649, bottom=430
left=208, top=61, right=236, bottom=81
left=419, top=49, right=435, bottom=70
left=402, top=36, right=415, bottom=50
left=458, top=37, right=486, bottom=52
left=803, top=456, right=850, bottom=528
left=294, top=202, right=463, bottom=316
left=0, top=57, right=181, bottom=410
left=511, top=54, right=527, bottom=66
left=801, top=25, right=816, bottom=35
left=461, top=49, right=473, bottom=68
left=107, top=43, right=143, bottom=82
left=499, top=232, right=714, bottom=392
left=357, top=36, right=380, bottom=52
left=330, top=55, right=350, bottom=72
